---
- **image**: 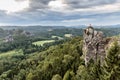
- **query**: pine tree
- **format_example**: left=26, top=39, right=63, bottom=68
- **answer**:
left=103, top=41, right=120, bottom=80
left=51, top=74, right=62, bottom=80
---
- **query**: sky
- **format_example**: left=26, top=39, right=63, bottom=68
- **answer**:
left=0, top=0, right=120, bottom=26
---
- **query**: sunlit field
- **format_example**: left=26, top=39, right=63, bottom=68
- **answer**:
left=33, top=40, right=55, bottom=46
left=0, top=49, right=23, bottom=59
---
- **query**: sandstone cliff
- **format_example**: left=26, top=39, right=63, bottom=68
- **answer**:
left=82, top=26, right=120, bottom=65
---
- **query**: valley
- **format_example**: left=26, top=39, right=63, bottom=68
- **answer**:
left=0, top=0, right=120, bottom=80
left=0, top=26, right=120, bottom=80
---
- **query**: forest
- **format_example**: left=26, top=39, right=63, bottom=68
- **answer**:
left=0, top=36, right=120, bottom=80
left=0, top=26, right=120, bottom=80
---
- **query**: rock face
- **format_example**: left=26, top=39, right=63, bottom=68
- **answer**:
left=83, top=26, right=110, bottom=65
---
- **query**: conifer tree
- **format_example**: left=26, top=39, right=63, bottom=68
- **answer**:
left=51, top=74, right=62, bottom=80
left=103, top=41, right=120, bottom=80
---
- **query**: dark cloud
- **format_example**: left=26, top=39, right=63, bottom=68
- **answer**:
left=16, top=0, right=119, bottom=13
left=0, top=0, right=120, bottom=25
left=65, top=0, right=117, bottom=9
left=25, top=0, right=118, bottom=11
left=27, top=0, right=50, bottom=11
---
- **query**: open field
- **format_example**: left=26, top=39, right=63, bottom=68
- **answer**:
left=51, top=35, right=64, bottom=40
left=0, top=49, right=23, bottom=59
left=32, top=40, right=55, bottom=46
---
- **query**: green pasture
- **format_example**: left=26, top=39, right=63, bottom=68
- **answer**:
left=33, top=40, right=55, bottom=46
left=0, top=49, right=23, bottom=59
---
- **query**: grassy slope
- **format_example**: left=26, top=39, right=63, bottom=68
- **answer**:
left=0, top=49, right=23, bottom=59
left=32, top=40, right=55, bottom=46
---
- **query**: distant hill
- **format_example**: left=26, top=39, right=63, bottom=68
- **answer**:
left=0, top=24, right=120, bottom=30
left=0, top=25, right=66, bottom=31
left=0, top=25, right=120, bottom=42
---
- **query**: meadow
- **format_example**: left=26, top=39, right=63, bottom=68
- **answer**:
left=32, top=40, right=55, bottom=46
left=0, top=49, right=23, bottom=59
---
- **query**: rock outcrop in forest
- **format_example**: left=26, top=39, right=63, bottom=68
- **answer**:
left=82, top=25, right=120, bottom=65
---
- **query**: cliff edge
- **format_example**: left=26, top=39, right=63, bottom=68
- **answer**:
left=82, top=25, right=120, bottom=65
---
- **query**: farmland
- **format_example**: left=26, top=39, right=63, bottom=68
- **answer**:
left=32, top=40, right=55, bottom=46
left=0, top=49, right=23, bottom=59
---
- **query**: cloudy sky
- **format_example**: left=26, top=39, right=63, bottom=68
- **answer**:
left=0, top=0, right=120, bottom=26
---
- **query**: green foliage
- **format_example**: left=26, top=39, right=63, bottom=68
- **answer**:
left=26, top=73, right=34, bottom=80
left=0, top=35, right=120, bottom=80
left=51, top=74, right=62, bottom=80
left=63, top=70, right=76, bottom=80
left=103, top=41, right=120, bottom=80
left=76, top=65, right=89, bottom=80
left=63, top=70, right=71, bottom=80
left=0, top=37, right=83, bottom=80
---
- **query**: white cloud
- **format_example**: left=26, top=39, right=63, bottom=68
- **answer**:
left=47, top=0, right=120, bottom=15
left=48, top=0, right=69, bottom=11
left=0, top=0, right=120, bottom=26
left=0, top=0, right=29, bottom=14
left=73, top=3, right=120, bottom=13
left=55, top=2, right=120, bottom=16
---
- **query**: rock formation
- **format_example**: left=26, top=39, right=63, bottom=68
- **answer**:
left=83, top=25, right=110, bottom=65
